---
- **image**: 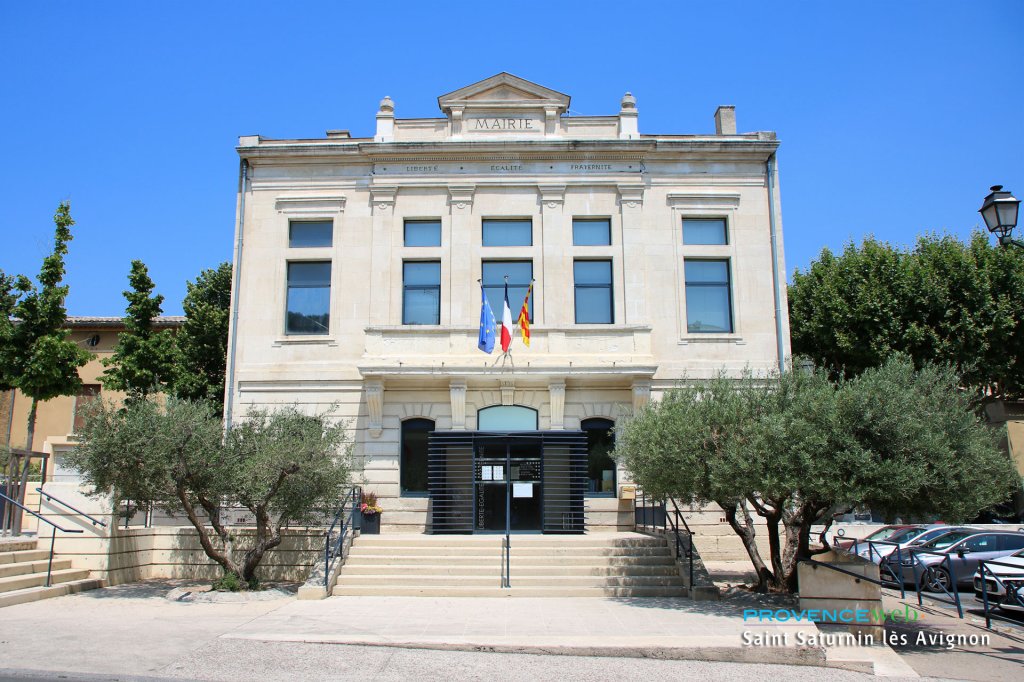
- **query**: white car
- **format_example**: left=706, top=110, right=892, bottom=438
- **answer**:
left=974, top=548, right=1024, bottom=612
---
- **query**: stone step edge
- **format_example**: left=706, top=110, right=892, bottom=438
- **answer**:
left=0, top=568, right=93, bottom=591
left=0, top=578, right=104, bottom=609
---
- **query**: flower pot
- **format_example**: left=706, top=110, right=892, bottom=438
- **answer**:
left=361, top=512, right=381, bottom=534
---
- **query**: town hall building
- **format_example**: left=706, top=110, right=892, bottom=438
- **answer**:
left=225, top=73, right=790, bottom=535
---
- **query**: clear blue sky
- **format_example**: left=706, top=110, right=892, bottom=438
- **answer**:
left=1, top=1, right=1022, bottom=316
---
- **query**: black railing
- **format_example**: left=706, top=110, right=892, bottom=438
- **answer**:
left=0, top=491, right=83, bottom=587
left=323, top=486, right=360, bottom=587
left=976, top=558, right=1024, bottom=629
left=905, top=547, right=964, bottom=618
left=634, top=490, right=695, bottom=591
left=36, top=488, right=107, bottom=528
left=837, top=536, right=907, bottom=598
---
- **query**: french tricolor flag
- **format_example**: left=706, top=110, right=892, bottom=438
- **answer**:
left=500, top=282, right=513, bottom=353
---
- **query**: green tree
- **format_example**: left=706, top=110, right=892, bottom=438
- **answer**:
left=0, top=202, right=92, bottom=451
left=789, top=232, right=1024, bottom=403
left=69, top=398, right=352, bottom=586
left=173, top=262, right=232, bottom=411
left=100, top=260, right=178, bottom=399
left=615, top=358, right=1017, bottom=592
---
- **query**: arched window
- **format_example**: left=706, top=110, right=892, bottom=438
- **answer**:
left=401, top=418, right=434, bottom=495
left=581, top=418, right=615, bottom=496
left=477, top=405, right=538, bottom=431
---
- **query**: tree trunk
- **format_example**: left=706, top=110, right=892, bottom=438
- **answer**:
left=720, top=500, right=774, bottom=592
left=175, top=486, right=243, bottom=579
left=241, top=506, right=284, bottom=583
left=10, top=399, right=39, bottom=535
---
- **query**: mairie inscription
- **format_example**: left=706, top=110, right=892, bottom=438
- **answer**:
left=466, top=115, right=542, bottom=132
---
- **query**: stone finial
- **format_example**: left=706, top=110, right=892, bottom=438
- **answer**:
left=620, top=91, right=637, bottom=112
left=378, top=96, right=395, bottom=114
left=714, top=105, right=736, bottom=135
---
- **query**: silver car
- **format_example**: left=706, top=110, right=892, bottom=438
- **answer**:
left=854, top=525, right=977, bottom=563
left=973, top=546, right=1024, bottom=612
left=884, top=531, right=1024, bottom=592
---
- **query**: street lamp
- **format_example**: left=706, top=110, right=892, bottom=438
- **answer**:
left=979, top=185, right=1021, bottom=248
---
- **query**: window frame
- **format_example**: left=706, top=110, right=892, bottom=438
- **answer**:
left=284, top=260, right=332, bottom=336
left=581, top=417, right=616, bottom=498
left=572, top=217, right=612, bottom=246
left=403, top=219, right=442, bottom=248
left=683, top=257, right=734, bottom=334
left=573, top=259, right=614, bottom=324
left=482, top=218, right=533, bottom=247
left=288, top=219, right=334, bottom=248
left=402, top=260, right=442, bottom=326
left=481, top=259, right=534, bottom=324
left=682, top=217, right=729, bottom=246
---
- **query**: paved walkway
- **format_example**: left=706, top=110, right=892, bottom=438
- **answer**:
left=0, top=580, right=933, bottom=680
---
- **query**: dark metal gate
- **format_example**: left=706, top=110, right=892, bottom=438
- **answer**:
left=427, top=431, right=587, bottom=534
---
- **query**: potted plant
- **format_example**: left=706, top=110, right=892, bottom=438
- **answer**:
left=360, top=491, right=383, bottom=534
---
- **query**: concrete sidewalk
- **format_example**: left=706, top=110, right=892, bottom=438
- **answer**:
left=0, top=580, right=921, bottom=680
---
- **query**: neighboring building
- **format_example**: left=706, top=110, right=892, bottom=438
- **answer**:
left=4, top=316, right=184, bottom=481
left=227, top=73, right=790, bottom=534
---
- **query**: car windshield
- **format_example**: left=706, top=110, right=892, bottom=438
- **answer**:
left=910, top=528, right=958, bottom=545
left=886, top=527, right=925, bottom=543
left=920, top=531, right=974, bottom=550
left=865, top=527, right=901, bottom=541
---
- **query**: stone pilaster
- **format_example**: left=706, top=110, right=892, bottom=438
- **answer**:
left=500, top=379, right=515, bottom=406
left=539, top=184, right=565, bottom=325
left=619, top=183, right=646, bottom=324
left=368, top=186, right=396, bottom=325
left=548, top=381, right=566, bottom=430
left=449, top=380, right=467, bottom=430
left=632, top=379, right=651, bottom=416
left=449, top=185, right=475, bottom=325
left=365, top=379, right=384, bottom=438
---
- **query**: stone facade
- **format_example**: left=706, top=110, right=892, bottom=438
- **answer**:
left=227, top=73, right=791, bottom=532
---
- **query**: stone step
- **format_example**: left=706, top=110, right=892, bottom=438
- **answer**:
left=340, top=563, right=681, bottom=577
left=336, top=574, right=686, bottom=587
left=0, top=578, right=104, bottom=609
left=0, top=558, right=73, bottom=579
left=344, top=554, right=676, bottom=566
left=353, top=536, right=666, bottom=548
left=0, top=567, right=92, bottom=594
left=0, top=540, right=38, bottom=554
left=331, top=585, right=690, bottom=598
left=0, top=549, right=50, bottom=565
left=346, top=546, right=671, bottom=557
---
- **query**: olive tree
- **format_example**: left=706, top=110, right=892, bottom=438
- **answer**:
left=615, top=357, right=1018, bottom=592
left=69, top=398, right=352, bottom=586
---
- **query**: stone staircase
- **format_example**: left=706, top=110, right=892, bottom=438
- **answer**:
left=0, top=538, right=102, bottom=608
left=333, top=532, right=689, bottom=597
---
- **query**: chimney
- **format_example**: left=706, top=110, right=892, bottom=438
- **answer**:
left=714, top=105, right=736, bottom=135
left=618, top=92, right=639, bottom=140
left=375, top=96, right=395, bottom=143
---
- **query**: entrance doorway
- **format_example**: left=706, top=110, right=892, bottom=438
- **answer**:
left=475, top=441, right=542, bottom=532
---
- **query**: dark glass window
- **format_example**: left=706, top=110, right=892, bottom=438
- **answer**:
left=401, top=418, right=434, bottom=495
left=574, top=260, right=613, bottom=324
left=404, top=220, right=442, bottom=247
left=482, top=260, right=532, bottom=322
left=286, top=262, right=331, bottom=334
left=684, top=259, right=732, bottom=333
left=482, top=219, right=532, bottom=246
left=289, top=221, right=333, bottom=248
left=582, top=418, right=615, bottom=496
left=573, top=218, right=611, bottom=246
left=403, top=261, right=441, bottom=325
left=682, top=218, right=727, bottom=245
left=999, top=534, right=1024, bottom=551
left=961, top=535, right=997, bottom=552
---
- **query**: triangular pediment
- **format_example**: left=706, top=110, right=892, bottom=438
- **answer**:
left=438, top=73, right=570, bottom=114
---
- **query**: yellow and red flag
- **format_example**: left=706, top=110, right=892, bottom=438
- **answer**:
left=517, top=282, right=533, bottom=347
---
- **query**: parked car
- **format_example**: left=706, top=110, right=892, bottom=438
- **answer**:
left=855, top=526, right=977, bottom=563
left=883, top=531, right=1024, bottom=592
left=973, top=545, right=1024, bottom=613
left=834, top=524, right=917, bottom=550
left=850, top=526, right=927, bottom=559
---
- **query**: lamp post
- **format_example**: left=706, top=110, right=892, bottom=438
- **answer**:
left=979, top=185, right=1022, bottom=248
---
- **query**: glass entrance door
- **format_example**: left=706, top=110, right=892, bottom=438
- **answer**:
left=474, top=440, right=542, bottom=532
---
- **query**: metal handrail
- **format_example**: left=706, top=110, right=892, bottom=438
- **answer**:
left=903, top=547, right=964, bottom=618
left=666, top=497, right=695, bottom=590
left=36, top=488, right=107, bottom=527
left=833, top=536, right=907, bottom=598
left=0, top=490, right=84, bottom=587
left=323, top=486, right=360, bottom=587
left=501, top=534, right=511, bottom=588
left=976, top=558, right=1024, bottom=629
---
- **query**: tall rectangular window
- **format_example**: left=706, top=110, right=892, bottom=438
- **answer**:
left=684, top=259, right=732, bottom=333
left=403, top=261, right=441, bottom=325
left=682, top=218, right=728, bottom=245
left=482, top=219, right=532, bottom=246
left=573, top=218, right=611, bottom=246
left=482, top=260, right=533, bottom=322
left=574, top=260, right=613, bottom=324
left=404, top=219, right=442, bottom=247
left=286, top=261, right=331, bottom=334
left=289, top=221, right=333, bottom=248
left=73, top=384, right=101, bottom=433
